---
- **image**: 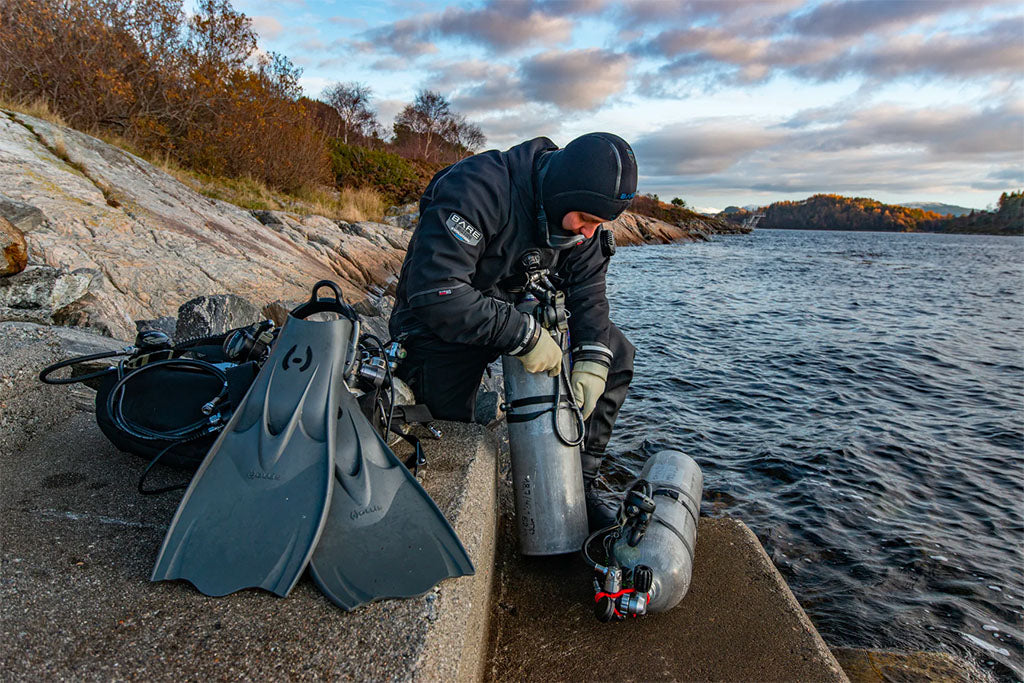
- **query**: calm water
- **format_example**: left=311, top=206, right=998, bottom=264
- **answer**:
left=604, top=229, right=1024, bottom=680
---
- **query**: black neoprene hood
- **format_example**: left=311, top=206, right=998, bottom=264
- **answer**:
left=541, top=132, right=638, bottom=228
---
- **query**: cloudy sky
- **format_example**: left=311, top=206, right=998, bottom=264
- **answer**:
left=238, top=0, right=1022, bottom=212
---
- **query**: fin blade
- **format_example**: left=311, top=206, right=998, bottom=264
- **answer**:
left=310, top=393, right=474, bottom=610
left=151, top=314, right=350, bottom=597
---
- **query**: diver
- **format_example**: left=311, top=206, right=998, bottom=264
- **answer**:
left=388, top=132, right=638, bottom=530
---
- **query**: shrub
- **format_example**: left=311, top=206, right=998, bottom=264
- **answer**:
left=329, top=141, right=424, bottom=203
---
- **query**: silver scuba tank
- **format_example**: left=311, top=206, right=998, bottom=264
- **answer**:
left=584, top=449, right=703, bottom=620
left=502, top=302, right=589, bottom=556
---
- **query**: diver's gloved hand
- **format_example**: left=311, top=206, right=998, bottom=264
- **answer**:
left=571, top=361, right=609, bottom=419
left=516, top=327, right=564, bottom=376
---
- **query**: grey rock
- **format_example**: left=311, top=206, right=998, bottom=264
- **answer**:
left=0, top=192, right=44, bottom=232
left=385, top=202, right=418, bottom=217
left=472, top=359, right=505, bottom=425
left=48, top=324, right=131, bottom=388
left=383, top=203, right=419, bottom=230
left=134, top=316, right=176, bottom=338
left=174, top=294, right=260, bottom=341
left=250, top=209, right=287, bottom=226
left=0, top=266, right=132, bottom=338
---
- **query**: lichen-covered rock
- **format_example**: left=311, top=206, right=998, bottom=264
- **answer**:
left=174, top=294, right=261, bottom=341
left=0, top=265, right=133, bottom=338
left=608, top=212, right=696, bottom=245
left=382, top=203, right=419, bottom=230
left=1, top=216, right=28, bottom=276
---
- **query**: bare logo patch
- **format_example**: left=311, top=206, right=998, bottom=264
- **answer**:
left=445, top=212, right=482, bottom=246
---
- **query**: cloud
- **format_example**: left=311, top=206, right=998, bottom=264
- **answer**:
left=632, top=5, right=1023, bottom=87
left=617, top=0, right=803, bottom=30
left=802, top=18, right=1024, bottom=81
left=327, top=16, right=367, bottom=28
left=519, top=48, right=632, bottom=110
left=436, top=0, right=573, bottom=51
left=417, top=48, right=631, bottom=113
left=633, top=122, right=787, bottom=175
left=451, top=74, right=529, bottom=114
left=251, top=16, right=284, bottom=41
left=363, top=0, right=580, bottom=56
left=788, top=0, right=959, bottom=38
left=476, top=107, right=571, bottom=148
left=366, top=17, right=438, bottom=57
left=786, top=101, right=1024, bottom=159
left=631, top=101, right=1021, bottom=203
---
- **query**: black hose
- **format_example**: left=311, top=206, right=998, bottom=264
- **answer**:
left=360, top=334, right=396, bottom=437
left=38, top=348, right=132, bottom=385
left=106, top=358, right=228, bottom=442
left=553, top=333, right=586, bottom=448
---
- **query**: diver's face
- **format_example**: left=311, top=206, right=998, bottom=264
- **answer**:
left=562, top=211, right=605, bottom=239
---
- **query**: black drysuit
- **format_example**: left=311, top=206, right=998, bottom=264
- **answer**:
left=388, top=137, right=634, bottom=465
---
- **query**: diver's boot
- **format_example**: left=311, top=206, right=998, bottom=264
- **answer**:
left=582, top=452, right=618, bottom=532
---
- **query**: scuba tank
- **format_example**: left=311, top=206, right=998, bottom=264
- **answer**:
left=582, top=450, right=703, bottom=620
left=502, top=256, right=589, bottom=555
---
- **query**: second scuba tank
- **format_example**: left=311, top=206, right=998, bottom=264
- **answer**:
left=502, top=300, right=589, bottom=555
left=584, top=450, right=703, bottom=620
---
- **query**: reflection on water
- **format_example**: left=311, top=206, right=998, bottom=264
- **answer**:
left=604, top=229, right=1024, bottom=680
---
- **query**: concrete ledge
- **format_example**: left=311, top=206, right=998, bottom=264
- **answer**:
left=487, top=512, right=848, bottom=681
left=0, top=409, right=498, bottom=680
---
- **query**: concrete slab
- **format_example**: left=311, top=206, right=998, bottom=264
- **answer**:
left=487, top=503, right=848, bottom=682
left=0, top=410, right=498, bottom=681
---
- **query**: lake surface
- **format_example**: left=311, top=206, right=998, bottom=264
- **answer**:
left=604, top=229, right=1023, bottom=680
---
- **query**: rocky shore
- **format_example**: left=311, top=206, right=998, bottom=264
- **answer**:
left=1, top=109, right=723, bottom=345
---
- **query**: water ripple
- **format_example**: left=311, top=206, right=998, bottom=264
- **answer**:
left=605, top=230, right=1024, bottom=681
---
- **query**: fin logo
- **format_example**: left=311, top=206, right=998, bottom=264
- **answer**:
left=351, top=504, right=383, bottom=521
left=248, top=470, right=282, bottom=481
left=445, top=212, right=482, bottom=246
left=282, top=344, right=313, bottom=371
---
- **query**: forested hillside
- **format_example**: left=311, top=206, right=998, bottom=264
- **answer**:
left=720, top=193, right=1021, bottom=235
left=920, top=192, right=1023, bottom=236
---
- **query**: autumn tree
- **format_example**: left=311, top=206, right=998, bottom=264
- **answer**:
left=394, top=90, right=451, bottom=161
left=321, top=82, right=381, bottom=144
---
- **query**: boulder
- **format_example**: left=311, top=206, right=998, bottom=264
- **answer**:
left=0, top=192, right=45, bottom=232
left=174, top=294, right=261, bottom=341
left=134, top=316, right=177, bottom=338
left=382, top=203, right=419, bottom=230
left=1, top=216, right=28, bottom=276
left=0, top=266, right=133, bottom=339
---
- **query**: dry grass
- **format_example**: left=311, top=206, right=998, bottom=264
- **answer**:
left=0, top=93, right=68, bottom=126
left=292, top=185, right=388, bottom=222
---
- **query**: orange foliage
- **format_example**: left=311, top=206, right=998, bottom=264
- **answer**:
left=0, top=0, right=328, bottom=191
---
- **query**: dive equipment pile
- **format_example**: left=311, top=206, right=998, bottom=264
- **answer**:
left=502, top=253, right=589, bottom=555
left=41, top=281, right=473, bottom=610
left=40, top=323, right=268, bottom=492
left=583, top=450, right=702, bottom=621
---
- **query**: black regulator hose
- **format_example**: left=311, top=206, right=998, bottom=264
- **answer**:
left=38, top=348, right=133, bottom=385
left=553, top=332, right=586, bottom=448
left=106, top=358, right=229, bottom=443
